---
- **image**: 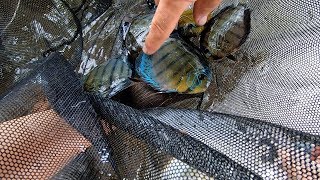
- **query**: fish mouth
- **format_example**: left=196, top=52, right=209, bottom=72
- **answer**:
left=196, top=73, right=207, bottom=87
left=200, top=68, right=212, bottom=79
left=198, top=68, right=213, bottom=88
left=187, top=71, right=211, bottom=94
left=197, top=72, right=207, bottom=81
left=194, top=71, right=209, bottom=86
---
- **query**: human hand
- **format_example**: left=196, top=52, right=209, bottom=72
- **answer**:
left=142, top=0, right=221, bottom=55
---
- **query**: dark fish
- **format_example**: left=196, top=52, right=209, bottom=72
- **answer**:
left=83, top=55, right=132, bottom=98
left=135, top=37, right=212, bottom=94
left=200, top=4, right=251, bottom=60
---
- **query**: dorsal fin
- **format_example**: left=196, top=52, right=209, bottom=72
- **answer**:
left=110, top=16, right=132, bottom=58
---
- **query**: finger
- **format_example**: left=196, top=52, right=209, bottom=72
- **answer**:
left=155, top=0, right=159, bottom=5
left=193, top=0, right=221, bottom=26
left=143, top=0, right=191, bottom=55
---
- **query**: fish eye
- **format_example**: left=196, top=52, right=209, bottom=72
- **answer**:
left=198, top=73, right=206, bottom=81
left=187, top=24, right=195, bottom=29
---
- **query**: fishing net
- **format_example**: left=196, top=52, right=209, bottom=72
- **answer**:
left=0, top=0, right=320, bottom=179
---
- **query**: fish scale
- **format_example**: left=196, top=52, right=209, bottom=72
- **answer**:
left=99, top=62, right=111, bottom=87
left=84, top=55, right=132, bottom=98
left=171, top=61, right=194, bottom=85
left=152, top=43, right=177, bottom=67
left=155, top=52, right=188, bottom=86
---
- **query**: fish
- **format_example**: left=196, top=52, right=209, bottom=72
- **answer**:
left=135, top=36, right=212, bottom=94
left=200, top=4, right=251, bottom=60
left=83, top=54, right=133, bottom=98
left=83, top=19, right=133, bottom=98
left=178, top=9, right=212, bottom=38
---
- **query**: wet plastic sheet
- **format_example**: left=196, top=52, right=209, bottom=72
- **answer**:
left=1, top=0, right=320, bottom=179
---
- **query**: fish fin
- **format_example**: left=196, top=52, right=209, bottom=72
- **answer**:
left=121, top=18, right=133, bottom=41
left=140, top=76, right=161, bottom=91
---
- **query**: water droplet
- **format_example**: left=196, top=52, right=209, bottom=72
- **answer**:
left=99, top=148, right=110, bottom=163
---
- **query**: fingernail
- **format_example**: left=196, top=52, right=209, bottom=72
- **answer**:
left=197, top=16, right=207, bottom=26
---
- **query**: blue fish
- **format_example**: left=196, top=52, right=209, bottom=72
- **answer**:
left=136, top=37, right=212, bottom=94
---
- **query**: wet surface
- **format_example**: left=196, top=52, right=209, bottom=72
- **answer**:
left=0, top=0, right=78, bottom=94
left=202, top=51, right=267, bottom=110
left=0, top=0, right=267, bottom=111
left=1, top=0, right=320, bottom=179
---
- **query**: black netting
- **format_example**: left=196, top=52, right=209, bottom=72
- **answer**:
left=1, top=0, right=320, bottom=179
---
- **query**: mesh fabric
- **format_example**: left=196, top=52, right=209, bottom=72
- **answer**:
left=0, top=0, right=320, bottom=179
